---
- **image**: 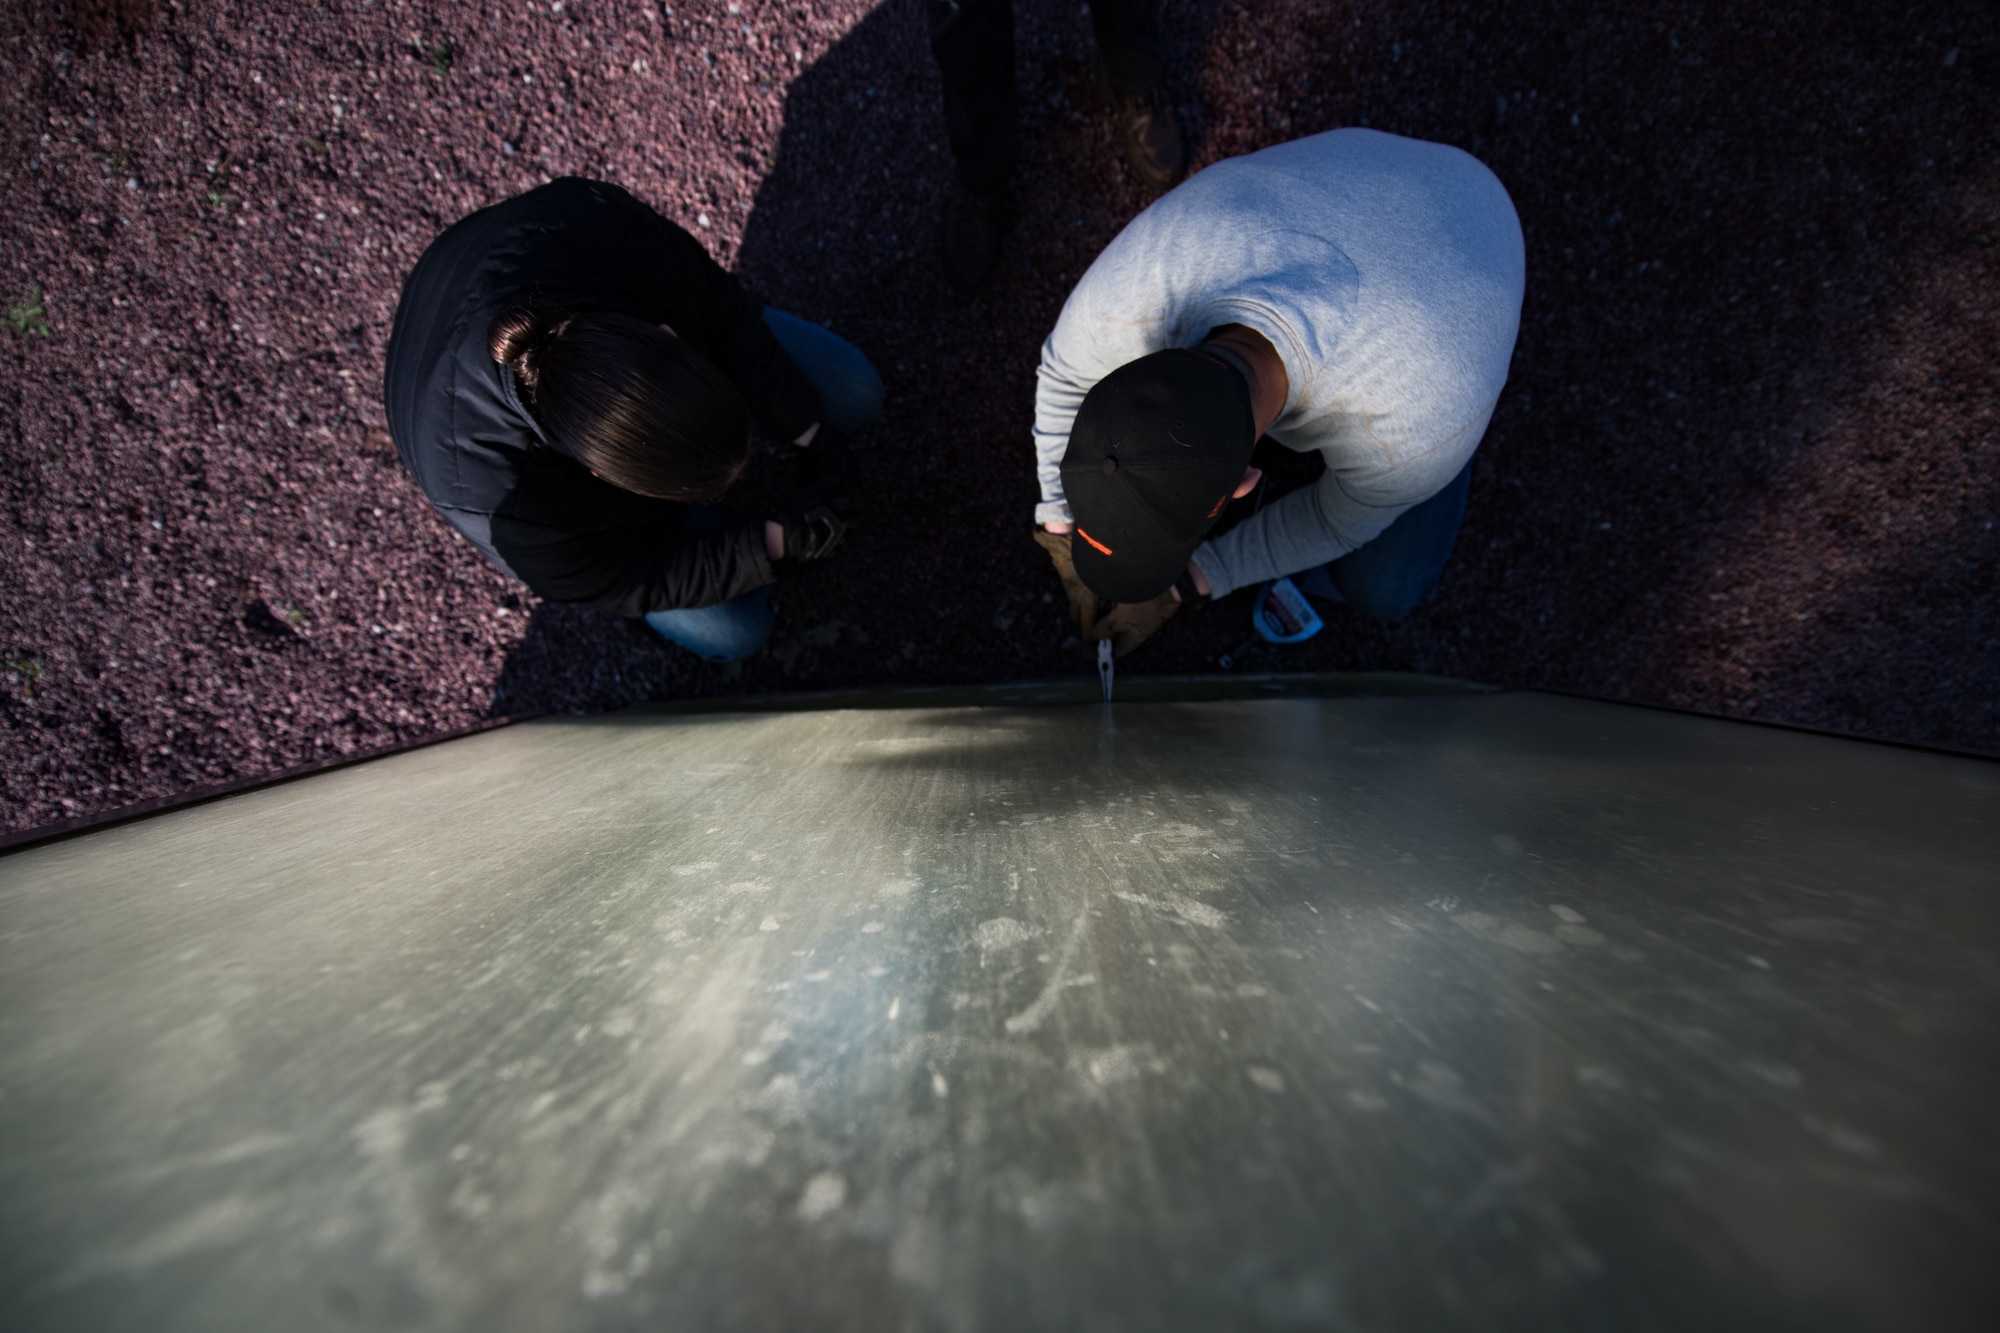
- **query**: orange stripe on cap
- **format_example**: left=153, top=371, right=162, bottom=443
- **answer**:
left=1077, top=527, right=1114, bottom=556
left=1206, top=492, right=1230, bottom=519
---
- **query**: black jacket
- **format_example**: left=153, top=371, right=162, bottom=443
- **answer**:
left=383, top=178, right=821, bottom=615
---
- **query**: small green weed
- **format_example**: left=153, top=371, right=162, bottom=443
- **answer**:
left=5, top=654, right=45, bottom=698
left=6, top=285, right=50, bottom=338
left=92, top=145, right=132, bottom=171
left=202, top=149, right=237, bottom=208
left=415, top=39, right=454, bottom=78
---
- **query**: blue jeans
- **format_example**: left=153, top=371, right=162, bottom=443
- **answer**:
left=759, top=308, right=884, bottom=434
left=1292, top=454, right=1475, bottom=622
left=645, top=309, right=882, bottom=663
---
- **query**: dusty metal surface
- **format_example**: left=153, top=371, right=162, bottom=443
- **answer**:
left=2, top=692, right=1997, bottom=1331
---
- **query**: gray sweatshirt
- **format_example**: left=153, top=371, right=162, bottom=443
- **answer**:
left=1032, top=129, right=1526, bottom=598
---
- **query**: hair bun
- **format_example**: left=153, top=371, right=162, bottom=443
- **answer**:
left=487, top=303, right=571, bottom=397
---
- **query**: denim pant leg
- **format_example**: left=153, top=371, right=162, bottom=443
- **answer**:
left=1324, top=454, right=1477, bottom=622
left=644, top=504, right=777, bottom=663
left=761, top=308, right=884, bottom=436
left=645, top=586, right=775, bottom=664
left=1090, top=0, right=1162, bottom=92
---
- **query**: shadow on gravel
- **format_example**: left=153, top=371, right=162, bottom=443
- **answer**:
left=483, top=0, right=1997, bottom=746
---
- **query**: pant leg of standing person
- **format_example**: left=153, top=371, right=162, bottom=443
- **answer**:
left=1088, top=0, right=1163, bottom=93
left=926, top=0, right=1017, bottom=197
left=1321, top=453, right=1477, bottom=622
left=645, top=506, right=778, bottom=663
left=1081, top=0, right=1183, bottom=189
left=759, top=308, right=884, bottom=435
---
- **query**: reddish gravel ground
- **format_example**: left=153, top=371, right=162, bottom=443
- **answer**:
left=3, top=0, right=1996, bottom=837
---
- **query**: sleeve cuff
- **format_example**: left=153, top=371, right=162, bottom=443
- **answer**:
left=1035, top=499, right=1074, bottom=527
left=1189, top=546, right=1233, bottom=600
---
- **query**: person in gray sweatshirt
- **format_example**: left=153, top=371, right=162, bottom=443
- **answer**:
left=1031, top=128, right=1526, bottom=656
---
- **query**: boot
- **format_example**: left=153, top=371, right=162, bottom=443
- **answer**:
left=1100, top=72, right=1186, bottom=191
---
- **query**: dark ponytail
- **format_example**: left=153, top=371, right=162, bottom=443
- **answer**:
left=487, top=303, right=751, bottom=501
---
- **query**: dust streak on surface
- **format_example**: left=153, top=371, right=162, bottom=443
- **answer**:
left=1005, top=911, right=1092, bottom=1035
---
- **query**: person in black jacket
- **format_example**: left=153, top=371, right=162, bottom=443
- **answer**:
left=384, top=177, right=881, bottom=662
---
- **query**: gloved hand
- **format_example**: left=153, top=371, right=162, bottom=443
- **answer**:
left=1090, top=588, right=1181, bottom=658
left=780, top=502, right=851, bottom=562
left=794, top=427, right=860, bottom=516
left=1032, top=527, right=1103, bottom=638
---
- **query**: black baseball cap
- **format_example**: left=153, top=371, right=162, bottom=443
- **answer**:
left=1061, top=348, right=1258, bottom=602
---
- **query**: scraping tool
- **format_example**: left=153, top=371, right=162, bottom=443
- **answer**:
left=1097, top=638, right=1114, bottom=703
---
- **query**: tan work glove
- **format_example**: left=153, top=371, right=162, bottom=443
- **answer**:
left=1032, top=527, right=1103, bottom=638
left=1090, top=588, right=1182, bottom=658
